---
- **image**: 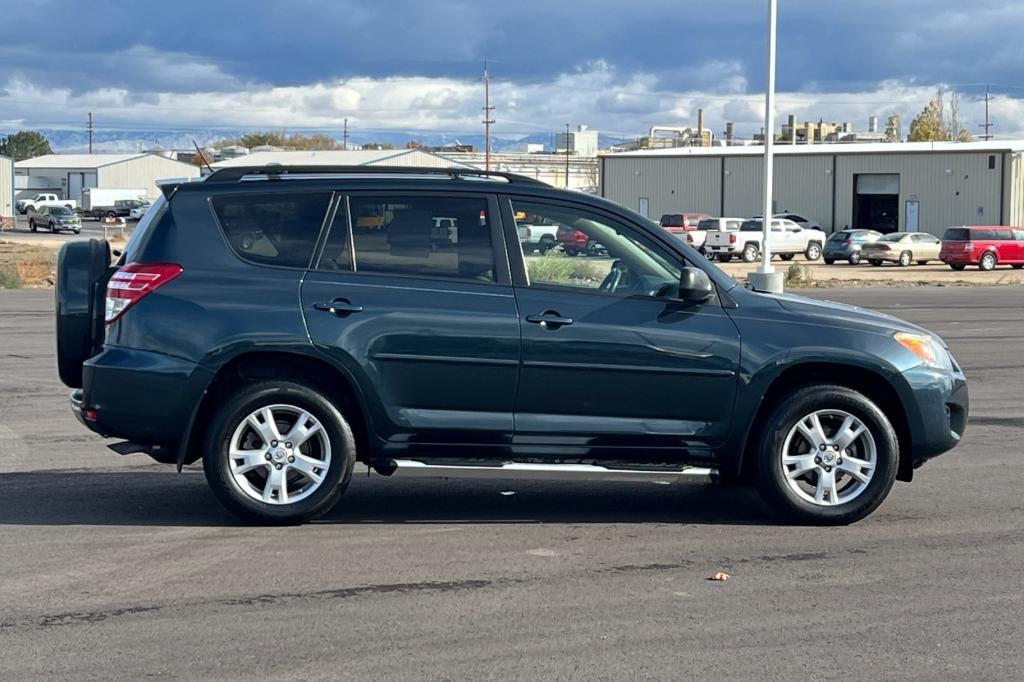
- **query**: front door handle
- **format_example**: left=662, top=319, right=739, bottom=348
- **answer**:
left=313, top=298, right=364, bottom=317
left=525, top=311, right=573, bottom=330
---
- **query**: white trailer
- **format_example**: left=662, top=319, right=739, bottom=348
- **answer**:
left=82, top=188, right=148, bottom=213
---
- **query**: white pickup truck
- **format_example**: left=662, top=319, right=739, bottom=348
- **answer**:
left=706, top=218, right=826, bottom=263
left=16, top=193, right=78, bottom=215
left=517, top=221, right=560, bottom=254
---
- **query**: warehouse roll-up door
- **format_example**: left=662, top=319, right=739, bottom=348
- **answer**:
left=853, top=173, right=899, bottom=232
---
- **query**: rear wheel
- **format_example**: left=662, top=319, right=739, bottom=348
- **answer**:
left=916, top=260, right=928, bottom=265
left=754, top=384, right=898, bottom=525
left=898, top=251, right=913, bottom=267
left=718, top=254, right=733, bottom=263
left=780, top=253, right=796, bottom=261
left=979, top=251, right=997, bottom=271
left=949, top=263, right=966, bottom=271
left=742, top=243, right=759, bottom=263
left=29, top=220, right=37, bottom=232
left=538, top=236, right=555, bottom=255
left=823, top=258, right=835, bottom=265
left=203, top=381, right=355, bottom=525
left=869, top=260, right=883, bottom=267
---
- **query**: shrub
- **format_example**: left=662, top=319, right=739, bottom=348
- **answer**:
left=784, top=263, right=813, bottom=287
left=0, top=265, right=23, bottom=289
left=528, top=249, right=606, bottom=286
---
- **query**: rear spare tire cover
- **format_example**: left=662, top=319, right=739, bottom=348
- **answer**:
left=55, top=239, right=110, bottom=388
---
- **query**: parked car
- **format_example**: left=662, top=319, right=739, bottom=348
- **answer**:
left=56, top=166, right=967, bottom=526
left=823, top=229, right=883, bottom=265
left=29, top=205, right=81, bottom=234
left=862, top=232, right=941, bottom=266
left=707, top=218, right=825, bottom=263
left=517, top=220, right=559, bottom=254
left=939, top=226, right=1024, bottom=271
left=691, top=217, right=743, bottom=260
left=750, top=212, right=823, bottom=231
left=556, top=224, right=604, bottom=256
left=659, top=213, right=708, bottom=236
left=16, top=193, right=77, bottom=215
left=128, top=201, right=152, bottom=221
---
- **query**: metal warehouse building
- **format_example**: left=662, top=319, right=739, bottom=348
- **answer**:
left=14, top=153, right=201, bottom=203
left=600, top=141, right=1024, bottom=235
left=0, top=154, right=13, bottom=226
left=210, top=149, right=472, bottom=170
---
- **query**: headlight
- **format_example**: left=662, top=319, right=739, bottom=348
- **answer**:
left=894, top=332, right=953, bottom=371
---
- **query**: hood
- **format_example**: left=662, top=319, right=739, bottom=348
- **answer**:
left=766, top=291, right=938, bottom=341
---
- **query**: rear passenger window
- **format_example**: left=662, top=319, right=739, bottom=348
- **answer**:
left=319, top=196, right=495, bottom=283
left=213, top=192, right=331, bottom=268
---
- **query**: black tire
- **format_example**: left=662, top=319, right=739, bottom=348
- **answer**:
left=979, top=251, right=997, bottom=271
left=754, top=384, right=898, bottom=525
left=49, top=221, right=58, bottom=234
left=538, top=236, right=555, bottom=255
left=1012, top=264, right=1024, bottom=270
left=823, top=258, right=835, bottom=265
left=949, top=263, right=966, bottom=271
left=106, top=211, right=116, bottom=219
left=916, top=260, right=928, bottom=265
left=718, top=254, right=733, bottom=263
left=848, top=252, right=862, bottom=265
left=203, top=381, right=356, bottom=525
left=29, top=220, right=37, bottom=233
left=742, top=243, right=759, bottom=263
left=73, top=229, right=81, bottom=235
left=564, top=248, right=579, bottom=257
left=869, top=260, right=883, bottom=267
left=804, top=242, right=822, bottom=261
left=780, top=253, right=796, bottom=261
left=701, top=248, right=716, bottom=262
left=898, top=250, right=912, bottom=267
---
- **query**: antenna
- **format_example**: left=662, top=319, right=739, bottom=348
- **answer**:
left=192, top=139, right=213, bottom=174
left=482, top=60, right=495, bottom=171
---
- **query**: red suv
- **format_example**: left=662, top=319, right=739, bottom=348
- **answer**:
left=940, top=226, right=1024, bottom=271
left=659, top=213, right=708, bottom=235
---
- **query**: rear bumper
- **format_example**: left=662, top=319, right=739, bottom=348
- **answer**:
left=823, top=246, right=856, bottom=259
left=74, top=346, right=214, bottom=447
left=708, top=244, right=739, bottom=254
left=939, top=253, right=974, bottom=264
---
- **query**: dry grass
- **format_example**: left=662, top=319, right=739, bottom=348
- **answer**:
left=0, top=241, right=57, bottom=287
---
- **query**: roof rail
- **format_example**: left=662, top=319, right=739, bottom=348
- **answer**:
left=203, top=165, right=548, bottom=185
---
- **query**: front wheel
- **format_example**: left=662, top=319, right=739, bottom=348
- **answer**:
left=804, top=243, right=822, bottom=261
left=49, top=222, right=58, bottom=233
left=848, top=252, right=862, bottom=265
left=949, top=263, right=966, bottom=271
left=898, top=250, right=913, bottom=267
left=203, top=381, right=356, bottom=525
left=869, top=260, right=883, bottom=267
left=718, top=254, right=733, bottom=263
left=1012, top=264, right=1024, bottom=270
left=780, top=253, right=796, bottom=261
left=29, top=220, right=37, bottom=233
left=754, top=384, right=898, bottom=525
left=823, top=258, right=835, bottom=265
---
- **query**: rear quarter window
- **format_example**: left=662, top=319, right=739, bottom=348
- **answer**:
left=943, top=228, right=969, bottom=241
left=212, top=192, right=332, bottom=268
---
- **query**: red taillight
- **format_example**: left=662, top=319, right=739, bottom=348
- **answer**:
left=105, top=262, right=182, bottom=324
left=729, top=233, right=737, bottom=244
left=686, top=233, right=694, bottom=243
left=964, top=242, right=974, bottom=252
left=842, top=240, right=852, bottom=246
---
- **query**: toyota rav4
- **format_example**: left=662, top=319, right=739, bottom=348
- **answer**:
left=56, top=166, right=968, bottom=525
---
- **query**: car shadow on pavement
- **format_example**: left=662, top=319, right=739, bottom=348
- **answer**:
left=0, top=469, right=774, bottom=527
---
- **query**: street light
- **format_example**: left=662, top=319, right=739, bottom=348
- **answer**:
left=748, top=0, right=785, bottom=293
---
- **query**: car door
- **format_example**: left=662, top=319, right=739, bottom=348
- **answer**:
left=502, top=196, right=741, bottom=458
left=1013, top=230, right=1024, bottom=263
left=300, top=191, right=521, bottom=449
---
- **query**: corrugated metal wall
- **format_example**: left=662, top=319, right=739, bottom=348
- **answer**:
left=97, top=155, right=200, bottom=200
left=601, top=156, right=721, bottom=218
left=370, top=151, right=464, bottom=168
left=0, top=155, right=13, bottom=221
left=604, top=149, right=1017, bottom=234
left=834, top=152, right=1003, bottom=234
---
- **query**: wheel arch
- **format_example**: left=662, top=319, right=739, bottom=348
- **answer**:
left=176, top=349, right=372, bottom=470
left=734, top=361, right=913, bottom=484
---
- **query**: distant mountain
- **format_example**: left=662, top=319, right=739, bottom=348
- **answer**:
left=0, top=126, right=633, bottom=154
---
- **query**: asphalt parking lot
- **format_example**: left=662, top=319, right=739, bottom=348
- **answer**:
left=1, top=286, right=1022, bottom=679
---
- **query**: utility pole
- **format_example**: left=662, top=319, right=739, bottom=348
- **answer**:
left=87, top=112, right=94, bottom=154
left=343, top=118, right=349, bottom=150
left=748, top=0, right=782, bottom=294
left=979, top=84, right=993, bottom=140
left=482, top=61, right=495, bottom=171
left=565, top=123, right=571, bottom=188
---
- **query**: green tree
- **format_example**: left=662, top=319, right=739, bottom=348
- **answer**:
left=239, top=131, right=287, bottom=148
left=0, top=130, right=53, bottom=161
left=908, top=99, right=946, bottom=141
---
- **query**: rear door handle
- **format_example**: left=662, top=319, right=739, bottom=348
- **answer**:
left=313, top=298, right=364, bottom=316
left=525, top=311, right=573, bottom=330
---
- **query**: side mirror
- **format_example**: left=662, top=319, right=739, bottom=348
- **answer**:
left=678, top=267, right=715, bottom=303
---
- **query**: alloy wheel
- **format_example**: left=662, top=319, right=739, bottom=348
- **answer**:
left=227, top=404, right=331, bottom=505
left=780, top=409, right=877, bottom=506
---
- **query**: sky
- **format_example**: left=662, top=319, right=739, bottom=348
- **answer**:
left=2, top=0, right=1024, bottom=143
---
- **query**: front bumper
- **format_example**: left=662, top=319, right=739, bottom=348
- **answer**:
left=899, top=363, right=969, bottom=466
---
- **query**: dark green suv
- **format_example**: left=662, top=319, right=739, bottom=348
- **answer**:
left=55, top=166, right=968, bottom=525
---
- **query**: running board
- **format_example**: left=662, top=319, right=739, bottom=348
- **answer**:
left=386, top=460, right=717, bottom=484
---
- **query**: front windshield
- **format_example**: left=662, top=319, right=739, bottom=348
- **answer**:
left=52, top=207, right=73, bottom=216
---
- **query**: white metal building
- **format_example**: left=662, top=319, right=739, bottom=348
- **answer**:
left=210, top=149, right=472, bottom=170
left=0, top=154, right=13, bottom=226
left=600, top=141, right=1024, bottom=235
left=15, top=153, right=200, bottom=203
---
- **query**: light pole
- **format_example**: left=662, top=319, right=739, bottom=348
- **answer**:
left=748, top=0, right=784, bottom=293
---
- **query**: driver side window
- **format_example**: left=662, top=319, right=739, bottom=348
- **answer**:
left=511, top=200, right=684, bottom=297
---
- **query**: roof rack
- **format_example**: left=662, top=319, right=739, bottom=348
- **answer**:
left=203, top=165, right=548, bottom=185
